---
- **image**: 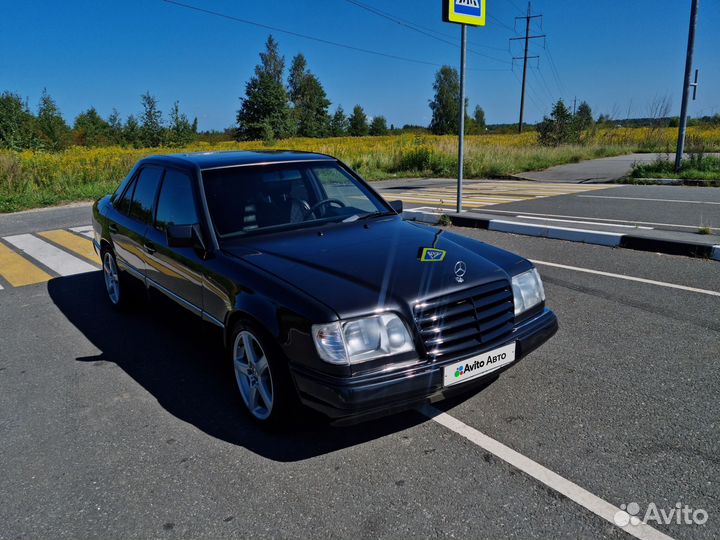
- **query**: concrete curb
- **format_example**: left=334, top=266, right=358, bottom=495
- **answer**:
left=405, top=211, right=720, bottom=261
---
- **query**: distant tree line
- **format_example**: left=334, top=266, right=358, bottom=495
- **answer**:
left=0, top=90, right=197, bottom=151
left=236, top=36, right=389, bottom=142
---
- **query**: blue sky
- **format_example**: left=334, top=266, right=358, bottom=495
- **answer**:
left=1, top=0, right=718, bottom=131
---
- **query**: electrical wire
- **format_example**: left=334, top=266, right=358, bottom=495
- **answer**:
left=341, top=0, right=512, bottom=64
left=544, top=41, right=567, bottom=96
left=163, top=0, right=511, bottom=72
left=342, top=0, right=510, bottom=52
left=506, top=0, right=525, bottom=15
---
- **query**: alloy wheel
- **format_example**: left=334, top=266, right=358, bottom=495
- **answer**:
left=233, top=330, right=274, bottom=420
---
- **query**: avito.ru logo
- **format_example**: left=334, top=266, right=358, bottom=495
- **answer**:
left=454, top=352, right=508, bottom=378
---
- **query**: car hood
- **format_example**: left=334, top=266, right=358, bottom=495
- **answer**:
left=223, top=216, right=528, bottom=319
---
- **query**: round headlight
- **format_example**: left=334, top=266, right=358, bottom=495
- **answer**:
left=386, top=317, right=408, bottom=348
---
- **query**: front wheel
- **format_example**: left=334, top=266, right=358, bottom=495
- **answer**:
left=230, top=322, right=293, bottom=425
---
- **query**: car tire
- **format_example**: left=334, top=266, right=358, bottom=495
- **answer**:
left=229, top=320, right=294, bottom=426
left=101, top=247, right=138, bottom=310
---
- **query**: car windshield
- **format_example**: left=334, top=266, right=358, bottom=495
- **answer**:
left=202, top=161, right=390, bottom=239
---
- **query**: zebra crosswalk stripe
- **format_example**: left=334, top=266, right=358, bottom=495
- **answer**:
left=38, top=230, right=99, bottom=264
left=0, top=240, right=53, bottom=287
left=4, top=234, right=97, bottom=277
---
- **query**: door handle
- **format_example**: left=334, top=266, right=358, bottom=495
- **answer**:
left=109, top=224, right=118, bottom=233
left=143, top=242, right=156, bottom=254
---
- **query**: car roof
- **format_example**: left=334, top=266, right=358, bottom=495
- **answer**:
left=140, top=150, right=336, bottom=171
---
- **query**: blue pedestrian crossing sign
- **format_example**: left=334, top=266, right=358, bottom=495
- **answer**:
left=443, top=0, right=486, bottom=26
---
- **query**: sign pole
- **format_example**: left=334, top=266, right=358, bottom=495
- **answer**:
left=675, top=0, right=700, bottom=172
left=457, top=23, right=467, bottom=214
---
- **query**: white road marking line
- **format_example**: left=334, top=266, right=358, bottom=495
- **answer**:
left=579, top=195, right=720, bottom=205
left=474, top=209, right=716, bottom=231
left=0, top=283, right=4, bottom=290
left=422, top=406, right=674, bottom=540
left=517, top=215, right=654, bottom=230
left=402, top=206, right=443, bottom=215
left=531, top=260, right=720, bottom=297
left=70, top=225, right=94, bottom=238
left=3, top=234, right=97, bottom=276
left=384, top=194, right=526, bottom=203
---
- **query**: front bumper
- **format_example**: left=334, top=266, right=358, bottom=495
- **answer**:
left=291, top=308, right=559, bottom=424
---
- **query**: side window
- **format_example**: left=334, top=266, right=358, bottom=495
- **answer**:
left=128, top=166, right=163, bottom=224
left=155, top=169, right=199, bottom=231
left=115, top=176, right=138, bottom=215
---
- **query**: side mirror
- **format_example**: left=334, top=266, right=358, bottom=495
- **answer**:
left=167, top=223, right=206, bottom=252
left=389, top=200, right=403, bottom=213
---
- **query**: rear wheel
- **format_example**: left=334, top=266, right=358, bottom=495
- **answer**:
left=101, top=248, right=139, bottom=310
left=230, top=321, right=293, bottom=425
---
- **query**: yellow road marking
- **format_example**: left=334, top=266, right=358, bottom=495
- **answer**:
left=37, top=230, right=99, bottom=265
left=390, top=197, right=503, bottom=209
left=0, top=241, right=53, bottom=287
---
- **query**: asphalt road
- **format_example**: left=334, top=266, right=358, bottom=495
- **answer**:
left=512, top=154, right=663, bottom=183
left=1, top=209, right=719, bottom=539
left=376, top=180, right=720, bottom=236
left=476, top=184, right=720, bottom=233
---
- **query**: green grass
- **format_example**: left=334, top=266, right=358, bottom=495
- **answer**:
left=630, top=155, right=720, bottom=186
left=0, top=137, right=634, bottom=213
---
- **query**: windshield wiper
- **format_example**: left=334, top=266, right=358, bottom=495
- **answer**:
left=343, top=211, right=394, bottom=223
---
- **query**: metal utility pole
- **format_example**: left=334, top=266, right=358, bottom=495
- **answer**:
left=457, top=24, right=467, bottom=213
left=442, top=0, right=486, bottom=213
left=675, top=0, right=700, bottom=172
left=511, top=3, right=544, bottom=133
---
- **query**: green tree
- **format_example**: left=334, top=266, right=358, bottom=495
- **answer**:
left=287, top=53, right=331, bottom=137
left=348, top=105, right=369, bottom=136
left=73, top=107, right=110, bottom=146
left=166, top=101, right=195, bottom=147
left=0, top=92, right=36, bottom=150
left=107, top=108, right=124, bottom=145
left=236, top=35, right=294, bottom=141
left=123, top=114, right=141, bottom=148
left=139, top=92, right=164, bottom=147
left=538, top=99, right=577, bottom=146
left=574, top=101, right=594, bottom=132
left=288, top=53, right=308, bottom=105
left=369, top=115, right=389, bottom=136
left=329, top=105, right=349, bottom=137
left=35, top=89, right=70, bottom=151
left=473, top=105, right=486, bottom=131
left=429, top=66, right=462, bottom=135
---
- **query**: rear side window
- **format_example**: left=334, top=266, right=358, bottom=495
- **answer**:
left=115, top=176, right=137, bottom=215
left=155, top=169, right=199, bottom=231
left=128, top=166, right=163, bottom=224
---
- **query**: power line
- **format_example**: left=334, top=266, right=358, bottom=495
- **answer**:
left=544, top=41, right=566, bottom=96
left=341, top=0, right=512, bottom=64
left=161, top=0, right=504, bottom=71
left=530, top=67, right=553, bottom=105
left=533, top=64, right=555, bottom=103
left=506, top=0, right=525, bottom=15
left=342, top=0, right=509, bottom=52
left=511, top=69, right=543, bottom=116
left=488, top=14, right=520, bottom=34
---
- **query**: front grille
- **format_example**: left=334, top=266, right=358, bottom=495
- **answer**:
left=413, top=280, right=514, bottom=359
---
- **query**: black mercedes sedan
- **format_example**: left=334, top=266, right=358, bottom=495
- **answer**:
left=92, top=151, right=558, bottom=425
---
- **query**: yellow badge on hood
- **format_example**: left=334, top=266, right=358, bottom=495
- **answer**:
left=419, top=248, right=447, bottom=262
